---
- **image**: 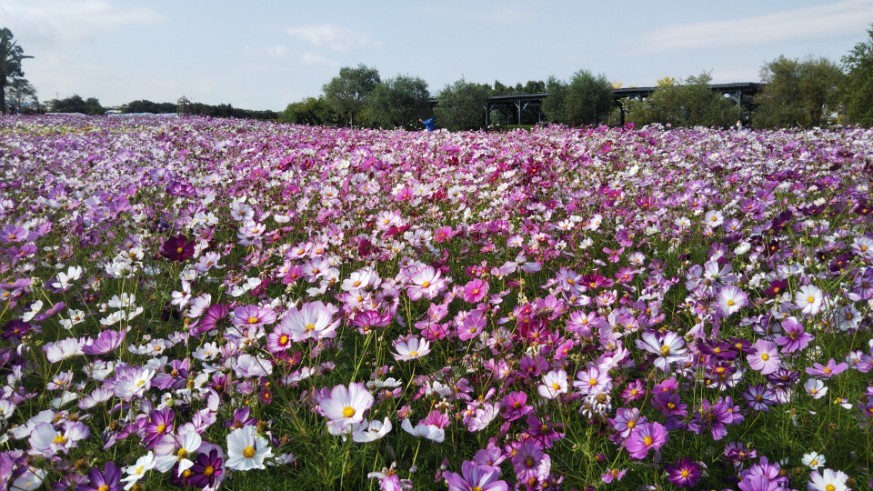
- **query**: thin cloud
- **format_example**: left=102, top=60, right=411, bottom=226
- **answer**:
left=286, top=24, right=381, bottom=52
left=642, top=0, right=873, bottom=53
left=300, top=52, right=339, bottom=67
left=0, top=0, right=163, bottom=46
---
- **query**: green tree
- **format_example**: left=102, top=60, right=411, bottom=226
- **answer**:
left=624, top=72, right=735, bottom=127
left=543, top=70, right=613, bottom=126
left=5, top=76, right=37, bottom=113
left=280, top=97, right=336, bottom=126
left=754, top=56, right=844, bottom=128
left=842, top=24, right=873, bottom=126
left=433, top=78, right=490, bottom=131
left=363, top=75, right=431, bottom=129
left=322, top=64, right=381, bottom=127
left=1, top=28, right=34, bottom=114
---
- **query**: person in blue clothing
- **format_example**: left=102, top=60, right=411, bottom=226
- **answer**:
left=419, top=117, right=436, bottom=132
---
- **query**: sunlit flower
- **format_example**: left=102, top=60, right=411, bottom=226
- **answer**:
left=226, top=425, right=273, bottom=471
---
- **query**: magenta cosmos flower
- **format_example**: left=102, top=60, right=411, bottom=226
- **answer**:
left=747, top=340, right=781, bottom=375
left=463, top=279, right=489, bottom=303
left=624, top=422, right=668, bottom=459
left=665, top=457, right=702, bottom=488
left=444, top=460, right=508, bottom=491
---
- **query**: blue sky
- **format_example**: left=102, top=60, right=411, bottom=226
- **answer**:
left=2, top=0, right=872, bottom=110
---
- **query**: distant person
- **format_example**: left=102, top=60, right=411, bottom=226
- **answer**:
left=419, top=117, right=436, bottom=132
left=735, top=120, right=743, bottom=131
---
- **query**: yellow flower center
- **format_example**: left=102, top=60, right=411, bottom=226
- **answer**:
left=761, top=353, right=770, bottom=361
left=279, top=334, right=289, bottom=345
left=98, top=485, right=110, bottom=491
left=421, top=281, right=430, bottom=288
left=176, top=246, right=184, bottom=254
left=680, top=469, right=690, bottom=478
left=156, top=423, right=166, bottom=434
left=305, top=323, right=315, bottom=331
left=727, top=299, right=735, bottom=307
left=588, top=378, right=598, bottom=386
left=247, top=316, right=259, bottom=324
left=643, top=435, right=654, bottom=446
left=177, top=448, right=188, bottom=459
left=551, top=382, right=561, bottom=390
left=243, top=446, right=256, bottom=458
left=660, top=345, right=671, bottom=356
left=52, top=434, right=68, bottom=445
left=204, top=465, right=215, bottom=476
left=626, top=420, right=635, bottom=429
left=342, top=406, right=356, bottom=418
left=407, top=350, right=419, bottom=357
left=826, top=485, right=835, bottom=491
left=807, top=295, right=815, bottom=304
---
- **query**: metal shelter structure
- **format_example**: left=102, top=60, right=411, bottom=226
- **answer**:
left=429, top=82, right=764, bottom=127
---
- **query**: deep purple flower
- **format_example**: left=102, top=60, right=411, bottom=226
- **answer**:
left=188, top=448, right=224, bottom=488
left=161, top=235, right=195, bottom=262
left=665, top=457, right=702, bottom=488
left=143, top=407, right=174, bottom=449
left=743, top=384, right=776, bottom=412
left=192, top=304, right=230, bottom=336
left=77, top=461, right=122, bottom=491
left=0, top=320, right=32, bottom=340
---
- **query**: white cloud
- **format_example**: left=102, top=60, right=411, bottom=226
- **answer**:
left=642, top=0, right=873, bottom=53
left=0, top=0, right=163, bottom=46
left=300, top=52, right=339, bottom=67
left=286, top=24, right=381, bottom=52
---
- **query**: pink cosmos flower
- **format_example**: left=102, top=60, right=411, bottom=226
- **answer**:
left=444, top=460, right=508, bottom=491
left=392, top=334, right=431, bottom=361
left=747, top=340, right=781, bottom=375
left=717, top=285, right=748, bottom=317
left=463, top=279, right=489, bottom=303
left=231, top=305, right=277, bottom=329
left=406, top=265, right=446, bottom=301
left=805, top=359, right=848, bottom=379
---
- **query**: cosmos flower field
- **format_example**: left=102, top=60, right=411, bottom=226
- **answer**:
left=0, top=115, right=871, bottom=491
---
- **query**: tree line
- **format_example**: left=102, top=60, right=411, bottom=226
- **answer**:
left=4, top=24, right=873, bottom=128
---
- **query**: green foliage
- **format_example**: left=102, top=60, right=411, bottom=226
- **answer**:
left=1, top=27, right=34, bottom=114
left=754, top=56, right=845, bottom=128
left=124, top=99, right=178, bottom=113
left=363, top=75, right=431, bottom=130
left=625, top=72, right=736, bottom=128
left=50, top=94, right=104, bottom=115
left=842, top=24, right=873, bottom=127
left=322, top=64, right=381, bottom=127
left=433, top=78, right=490, bottom=131
left=542, top=69, right=613, bottom=126
left=4, top=76, right=37, bottom=113
left=280, top=96, right=337, bottom=126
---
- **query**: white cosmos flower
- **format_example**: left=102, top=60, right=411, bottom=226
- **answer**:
left=807, top=468, right=848, bottom=491
left=226, top=425, right=273, bottom=471
left=121, top=451, right=156, bottom=490
left=155, top=430, right=202, bottom=475
left=802, top=451, right=826, bottom=470
left=538, top=370, right=569, bottom=399
left=43, top=338, right=84, bottom=363
left=804, top=379, right=828, bottom=399
left=400, top=419, right=445, bottom=442
left=52, top=265, right=83, bottom=290
left=795, top=284, right=824, bottom=316
left=352, top=418, right=393, bottom=443
left=59, top=309, right=86, bottom=330
left=392, top=335, right=431, bottom=361
left=21, top=301, right=42, bottom=322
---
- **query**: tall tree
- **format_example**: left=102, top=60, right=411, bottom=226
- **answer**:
left=754, top=56, right=844, bottom=128
left=363, top=75, right=430, bottom=130
left=1, top=28, right=34, bottom=114
left=433, top=78, right=490, bottom=131
left=842, top=24, right=873, bottom=127
left=543, top=69, right=613, bottom=126
left=322, top=64, right=381, bottom=127
left=5, top=77, right=37, bottom=113
left=280, top=97, right=336, bottom=126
